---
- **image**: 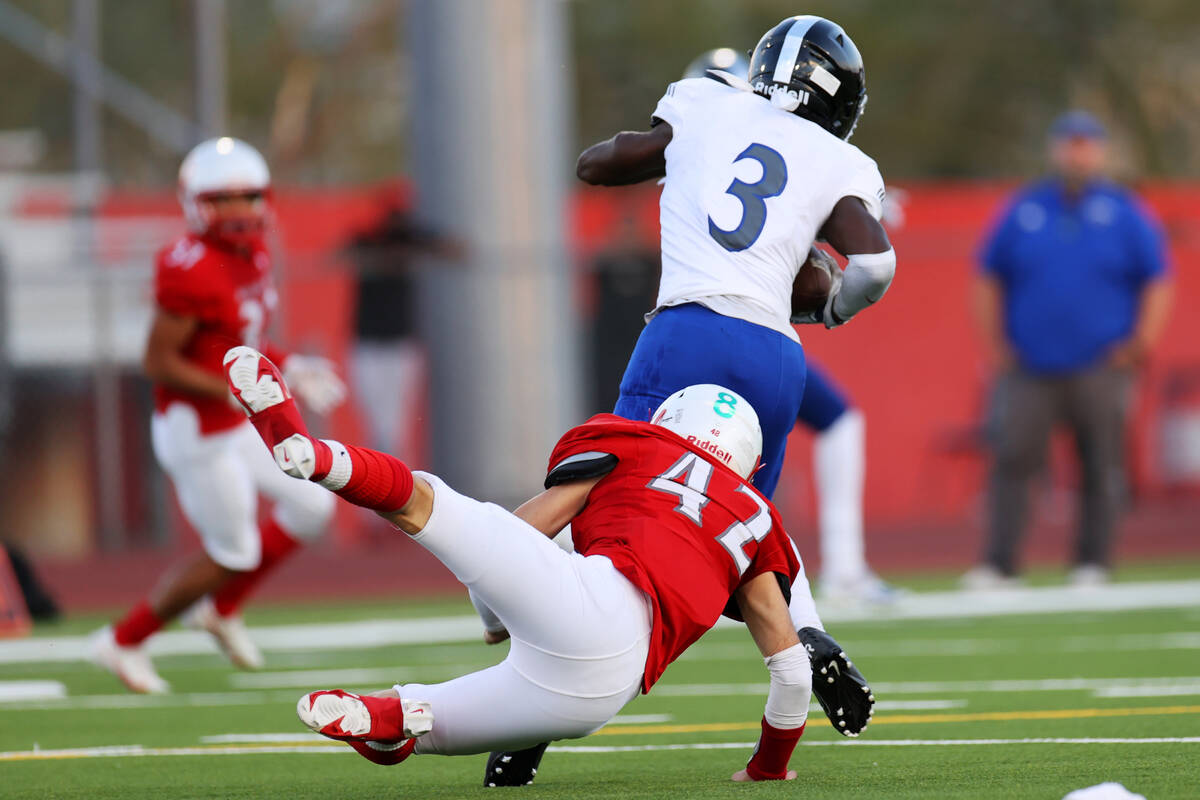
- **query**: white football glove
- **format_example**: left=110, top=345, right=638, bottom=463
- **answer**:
left=790, top=246, right=844, bottom=326
left=282, top=355, right=346, bottom=415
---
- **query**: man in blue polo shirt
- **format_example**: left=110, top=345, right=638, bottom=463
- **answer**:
left=966, top=110, right=1172, bottom=588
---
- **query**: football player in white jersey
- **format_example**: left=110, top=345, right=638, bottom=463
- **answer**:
left=683, top=48, right=896, bottom=606
left=577, top=14, right=895, bottom=500
left=482, top=17, right=897, bottom=785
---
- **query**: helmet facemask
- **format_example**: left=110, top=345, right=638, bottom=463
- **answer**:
left=188, top=190, right=271, bottom=249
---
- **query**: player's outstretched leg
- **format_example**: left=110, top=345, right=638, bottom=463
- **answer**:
left=297, top=689, right=433, bottom=766
left=223, top=346, right=414, bottom=514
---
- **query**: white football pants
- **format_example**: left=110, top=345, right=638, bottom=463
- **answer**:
left=151, top=403, right=335, bottom=570
left=814, top=409, right=868, bottom=584
left=351, top=340, right=423, bottom=455
left=787, top=538, right=824, bottom=632
left=398, top=472, right=652, bottom=756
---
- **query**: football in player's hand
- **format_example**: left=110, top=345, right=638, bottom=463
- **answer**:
left=791, top=247, right=836, bottom=316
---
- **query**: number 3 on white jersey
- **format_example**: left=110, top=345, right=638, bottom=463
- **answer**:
left=708, top=143, right=788, bottom=253
left=649, top=453, right=772, bottom=576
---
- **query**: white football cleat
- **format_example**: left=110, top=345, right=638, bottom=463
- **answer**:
left=223, top=345, right=289, bottom=414
left=272, top=433, right=318, bottom=479
left=819, top=572, right=904, bottom=607
left=89, top=626, right=169, bottom=694
left=181, top=597, right=264, bottom=670
left=1068, top=564, right=1110, bottom=589
left=960, top=564, right=1023, bottom=592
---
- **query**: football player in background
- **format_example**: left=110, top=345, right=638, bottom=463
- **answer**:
left=684, top=48, right=892, bottom=606
left=90, top=138, right=345, bottom=693
left=224, top=346, right=873, bottom=782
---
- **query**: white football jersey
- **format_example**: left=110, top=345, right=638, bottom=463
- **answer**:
left=651, top=76, right=885, bottom=340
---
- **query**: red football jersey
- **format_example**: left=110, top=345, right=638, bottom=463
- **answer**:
left=152, top=234, right=281, bottom=433
left=548, top=415, right=800, bottom=692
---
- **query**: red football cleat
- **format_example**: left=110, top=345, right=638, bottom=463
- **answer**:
left=297, top=689, right=433, bottom=743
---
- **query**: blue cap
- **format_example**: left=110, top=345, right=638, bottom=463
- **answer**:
left=1049, top=110, right=1107, bottom=140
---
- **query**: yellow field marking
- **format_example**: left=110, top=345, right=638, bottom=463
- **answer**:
left=593, top=704, right=1200, bottom=736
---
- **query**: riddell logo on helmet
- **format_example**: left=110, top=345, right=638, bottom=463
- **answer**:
left=753, top=81, right=810, bottom=106
left=686, top=436, right=733, bottom=465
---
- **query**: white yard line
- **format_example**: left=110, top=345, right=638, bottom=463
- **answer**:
left=1093, top=683, right=1200, bottom=698
left=229, top=667, right=415, bottom=690
left=5, top=580, right=1198, bottom=666
left=812, top=580, right=1200, bottom=623
left=551, top=737, right=1200, bottom=754
left=655, top=676, right=1200, bottom=697
left=3, top=737, right=1199, bottom=762
left=0, top=681, right=66, bottom=702
left=0, top=690, right=300, bottom=712
left=685, top=631, right=1200, bottom=661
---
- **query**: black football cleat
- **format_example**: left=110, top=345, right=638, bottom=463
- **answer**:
left=798, top=627, right=875, bottom=736
left=483, top=742, right=549, bottom=787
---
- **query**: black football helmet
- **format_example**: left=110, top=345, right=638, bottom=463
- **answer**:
left=683, top=47, right=750, bottom=81
left=748, top=15, right=866, bottom=140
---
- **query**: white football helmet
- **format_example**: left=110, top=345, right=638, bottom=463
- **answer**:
left=651, top=384, right=762, bottom=480
left=178, top=136, right=271, bottom=245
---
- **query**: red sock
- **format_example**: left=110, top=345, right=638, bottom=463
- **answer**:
left=211, top=518, right=301, bottom=617
left=311, top=440, right=414, bottom=513
left=113, top=600, right=165, bottom=647
left=744, top=717, right=805, bottom=781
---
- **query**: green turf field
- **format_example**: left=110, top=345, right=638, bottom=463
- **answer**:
left=3, top=574, right=1199, bottom=799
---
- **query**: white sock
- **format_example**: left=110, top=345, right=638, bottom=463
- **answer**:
left=815, top=409, right=867, bottom=585
left=786, top=539, right=824, bottom=631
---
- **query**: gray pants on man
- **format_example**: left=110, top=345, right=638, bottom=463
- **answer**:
left=985, top=364, right=1133, bottom=576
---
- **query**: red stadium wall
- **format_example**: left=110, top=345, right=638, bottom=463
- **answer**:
left=69, top=180, right=1200, bottom=580
left=97, top=180, right=1200, bottom=531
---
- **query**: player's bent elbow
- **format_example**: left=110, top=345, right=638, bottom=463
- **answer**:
left=576, top=150, right=603, bottom=184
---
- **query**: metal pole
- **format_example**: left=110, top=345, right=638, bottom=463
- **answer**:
left=407, top=0, right=580, bottom=505
left=71, top=0, right=100, bottom=173
left=193, top=0, right=227, bottom=138
left=73, top=0, right=124, bottom=551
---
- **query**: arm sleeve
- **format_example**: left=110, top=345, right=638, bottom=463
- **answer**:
left=544, top=451, right=619, bottom=489
left=744, top=644, right=810, bottom=780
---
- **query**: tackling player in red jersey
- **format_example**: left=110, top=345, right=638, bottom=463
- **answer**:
left=224, top=345, right=872, bottom=782
left=90, top=138, right=346, bottom=693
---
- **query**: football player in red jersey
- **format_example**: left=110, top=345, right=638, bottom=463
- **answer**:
left=90, top=138, right=346, bottom=693
left=223, top=345, right=872, bottom=782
